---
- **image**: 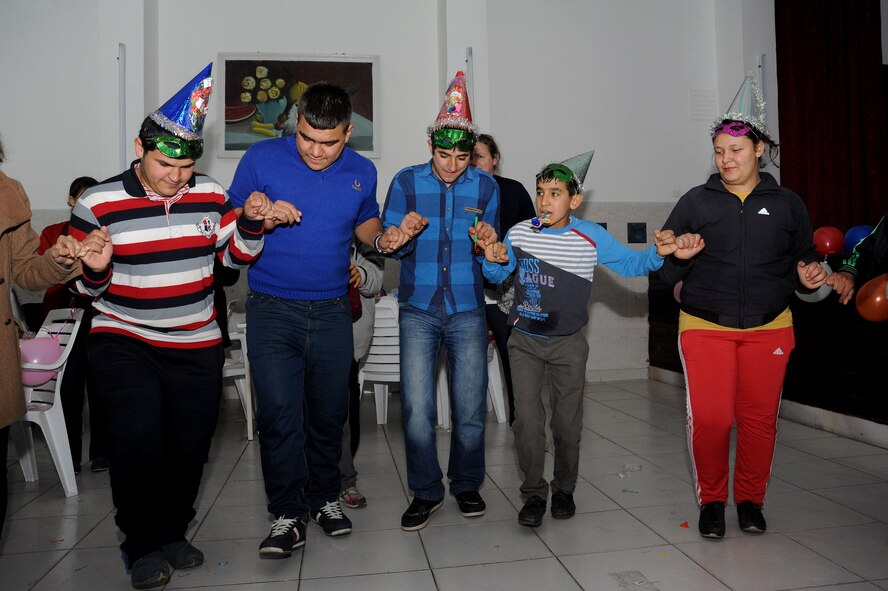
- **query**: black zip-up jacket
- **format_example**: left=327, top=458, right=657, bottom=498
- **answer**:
left=659, top=172, right=818, bottom=329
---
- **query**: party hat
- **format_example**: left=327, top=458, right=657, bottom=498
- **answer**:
left=710, top=72, right=767, bottom=138
left=560, top=151, right=595, bottom=186
left=149, top=63, right=214, bottom=141
left=427, top=71, right=479, bottom=137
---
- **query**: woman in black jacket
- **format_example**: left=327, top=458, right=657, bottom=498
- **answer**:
left=659, top=75, right=826, bottom=540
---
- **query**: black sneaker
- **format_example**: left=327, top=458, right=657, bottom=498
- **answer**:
left=518, top=496, right=546, bottom=527
left=699, top=502, right=726, bottom=539
left=737, top=501, right=767, bottom=533
left=551, top=491, right=576, bottom=519
left=91, top=457, right=111, bottom=473
left=161, top=540, right=204, bottom=569
left=312, top=500, right=353, bottom=536
left=259, top=516, right=306, bottom=558
left=400, top=496, right=444, bottom=531
left=130, top=551, right=172, bottom=589
left=455, top=490, right=486, bottom=518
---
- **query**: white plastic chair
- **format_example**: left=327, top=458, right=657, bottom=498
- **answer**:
left=223, top=309, right=254, bottom=440
left=358, top=296, right=400, bottom=424
left=11, top=308, right=84, bottom=498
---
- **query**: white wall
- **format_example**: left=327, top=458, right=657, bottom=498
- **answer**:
left=0, top=0, right=144, bottom=207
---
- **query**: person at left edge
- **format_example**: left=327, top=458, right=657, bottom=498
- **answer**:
left=68, top=64, right=288, bottom=590
left=228, top=82, right=425, bottom=559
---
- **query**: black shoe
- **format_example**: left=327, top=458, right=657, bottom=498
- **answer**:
left=161, top=540, right=204, bottom=569
left=455, top=490, right=486, bottom=518
left=130, top=551, right=172, bottom=589
left=259, top=516, right=306, bottom=558
left=518, top=496, right=546, bottom=527
left=73, top=464, right=81, bottom=475
left=551, top=491, right=576, bottom=519
left=312, top=500, right=353, bottom=536
left=400, top=497, right=444, bottom=531
left=699, top=502, right=726, bottom=539
left=91, top=457, right=111, bottom=472
left=737, top=501, right=767, bottom=533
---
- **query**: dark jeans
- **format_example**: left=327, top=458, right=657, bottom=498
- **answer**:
left=485, top=304, right=516, bottom=423
left=247, top=292, right=352, bottom=517
left=89, top=333, right=223, bottom=564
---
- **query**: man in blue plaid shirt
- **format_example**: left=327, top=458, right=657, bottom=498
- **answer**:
left=381, top=72, right=499, bottom=531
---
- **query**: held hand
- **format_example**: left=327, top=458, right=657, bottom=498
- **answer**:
left=484, top=241, right=510, bottom=264
left=78, top=226, right=113, bottom=271
left=797, top=260, right=827, bottom=290
left=655, top=229, right=705, bottom=260
left=399, top=211, right=428, bottom=240
left=243, top=191, right=275, bottom=221
left=267, top=199, right=302, bottom=226
left=825, top=270, right=856, bottom=304
left=470, top=221, right=498, bottom=250
left=377, top=225, right=406, bottom=253
left=50, top=235, right=82, bottom=266
left=349, top=264, right=362, bottom=288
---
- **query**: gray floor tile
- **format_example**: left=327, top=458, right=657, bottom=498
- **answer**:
left=436, top=557, right=581, bottom=590
left=561, top=545, right=732, bottom=590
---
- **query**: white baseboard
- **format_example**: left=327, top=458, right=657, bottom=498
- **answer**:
left=779, top=400, right=888, bottom=449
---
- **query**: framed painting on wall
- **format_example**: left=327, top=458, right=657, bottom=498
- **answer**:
left=218, top=53, right=379, bottom=158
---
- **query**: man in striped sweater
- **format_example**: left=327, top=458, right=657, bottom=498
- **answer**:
left=68, top=65, right=294, bottom=590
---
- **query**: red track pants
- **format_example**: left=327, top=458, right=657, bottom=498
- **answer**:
left=679, top=326, right=794, bottom=506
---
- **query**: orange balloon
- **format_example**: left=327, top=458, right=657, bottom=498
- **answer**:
left=855, top=274, right=888, bottom=322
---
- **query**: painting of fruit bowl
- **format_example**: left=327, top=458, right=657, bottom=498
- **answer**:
left=219, top=53, right=379, bottom=158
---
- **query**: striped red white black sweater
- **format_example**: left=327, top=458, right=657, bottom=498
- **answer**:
left=68, top=162, right=264, bottom=349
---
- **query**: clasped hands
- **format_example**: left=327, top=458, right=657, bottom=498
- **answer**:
left=51, top=228, right=112, bottom=272
left=376, top=212, right=428, bottom=253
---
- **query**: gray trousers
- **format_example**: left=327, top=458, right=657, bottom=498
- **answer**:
left=508, top=329, right=589, bottom=501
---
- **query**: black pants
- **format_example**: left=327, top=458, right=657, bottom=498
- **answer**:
left=60, top=308, right=108, bottom=468
left=485, top=304, right=516, bottom=423
left=89, top=333, right=223, bottom=564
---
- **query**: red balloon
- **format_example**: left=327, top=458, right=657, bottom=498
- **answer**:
left=855, top=274, right=888, bottom=322
left=673, top=281, right=683, bottom=304
left=813, top=226, right=844, bottom=256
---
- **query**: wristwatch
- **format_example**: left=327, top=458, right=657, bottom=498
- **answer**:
left=374, top=233, right=386, bottom=254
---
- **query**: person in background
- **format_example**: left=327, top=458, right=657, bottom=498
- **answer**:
left=826, top=216, right=886, bottom=303
left=382, top=72, right=499, bottom=531
left=38, top=175, right=109, bottom=475
left=471, top=134, right=536, bottom=424
left=658, top=74, right=826, bottom=539
left=338, top=240, right=384, bottom=509
left=69, top=65, right=287, bottom=589
left=0, top=135, right=97, bottom=539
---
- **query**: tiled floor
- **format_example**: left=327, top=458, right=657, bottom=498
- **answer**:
left=2, top=379, right=888, bottom=590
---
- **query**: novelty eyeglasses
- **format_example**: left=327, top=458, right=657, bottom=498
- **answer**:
left=146, top=135, right=204, bottom=160
left=431, top=128, right=476, bottom=152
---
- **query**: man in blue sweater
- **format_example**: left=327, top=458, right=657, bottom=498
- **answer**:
left=229, top=83, right=424, bottom=558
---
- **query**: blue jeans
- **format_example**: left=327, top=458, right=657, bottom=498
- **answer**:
left=246, top=292, right=353, bottom=517
left=399, top=304, right=487, bottom=500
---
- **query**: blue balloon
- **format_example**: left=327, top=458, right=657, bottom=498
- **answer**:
left=844, top=225, right=874, bottom=254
